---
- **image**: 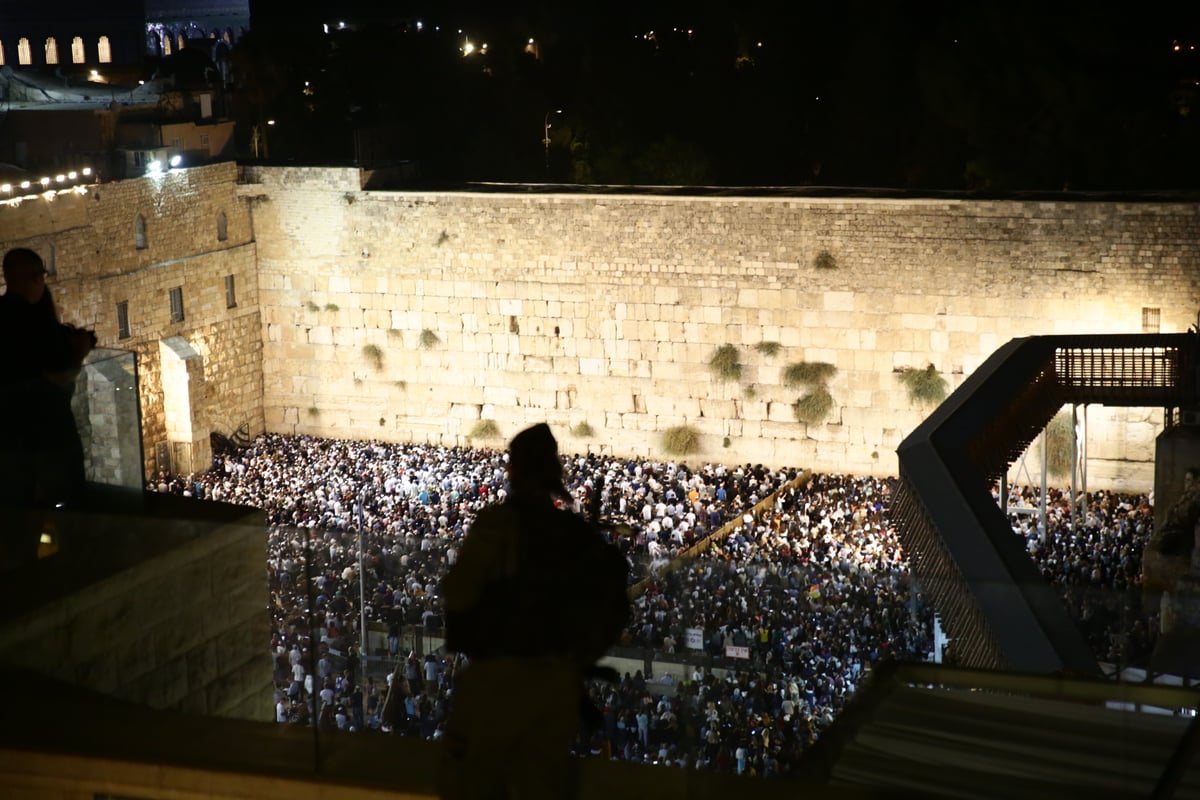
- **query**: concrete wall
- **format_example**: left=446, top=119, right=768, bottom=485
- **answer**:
left=246, top=167, right=1200, bottom=489
left=0, top=512, right=271, bottom=721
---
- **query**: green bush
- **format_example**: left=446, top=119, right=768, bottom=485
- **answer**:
left=662, top=425, right=701, bottom=455
left=362, top=343, right=384, bottom=371
left=305, top=301, right=320, bottom=312
left=307, top=406, right=320, bottom=418
left=783, top=361, right=837, bottom=388
left=794, top=387, right=834, bottom=424
left=470, top=419, right=501, bottom=439
left=708, top=344, right=742, bottom=382
left=1045, top=412, right=1075, bottom=477
left=814, top=250, right=837, bottom=270
left=324, top=303, right=339, bottom=312
left=743, top=385, right=757, bottom=400
left=571, top=422, right=595, bottom=438
left=754, top=341, right=782, bottom=357
left=897, top=364, right=948, bottom=406
left=419, top=328, right=441, bottom=350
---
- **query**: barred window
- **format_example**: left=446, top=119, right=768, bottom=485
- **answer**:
left=225, top=274, right=236, bottom=309
left=135, top=215, right=147, bottom=250
left=1142, top=307, right=1160, bottom=334
left=169, top=287, right=184, bottom=323
left=217, top=210, right=228, bottom=241
left=117, top=301, right=130, bottom=340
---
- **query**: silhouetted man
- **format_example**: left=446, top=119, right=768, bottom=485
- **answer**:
left=0, top=248, right=94, bottom=564
left=440, top=422, right=627, bottom=799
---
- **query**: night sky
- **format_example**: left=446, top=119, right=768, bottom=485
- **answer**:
left=238, top=1, right=1200, bottom=189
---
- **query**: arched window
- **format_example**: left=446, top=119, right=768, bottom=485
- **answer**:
left=162, top=32, right=172, bottom=56
left=135, top=215, right=147, bottom=250
left=71, top=36, right=85, bottom=63
left=0, top=41, right=6, bottom=66
left=97, top=36, right=111, bottom=63
left=177, top=33, right=185, bottom=51
left=44, top=37, right=59, bottom=64
left=216, top=211, right=228, bottom=242
left=18, top=38, right=32, bottom=66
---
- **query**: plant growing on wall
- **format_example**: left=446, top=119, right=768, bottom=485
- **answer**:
left=814, top=250, right=837, bottom=270
left=709, top=344, right=742, bottom=382
left=783, top=360, right=838, bottom=425
left=470, top=419, right=501, bottom=439
left=755, top=341, right=782, bottom=357
left=305, top=301, right=320, bottom=312
left=896, top=364, right=948, bottom=406
left=324, top=303, right=339, bottom=312
left=419, top=328, right=441, bottom=350
left=571, top=421, right=595, bottom=438
left=783, top=361, right=837, bottom=388
left=662, top=425, right=701, bottom=455
left=362, top=343, right=384, bottom=371
left=794, top=386, right=834, bottom=424
left=307, top=406, right=320, bottom=418
left=1044, top=411, right=1075, bottom=477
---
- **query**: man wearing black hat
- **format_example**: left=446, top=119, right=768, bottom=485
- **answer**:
left=441, top=423, right=627, bottom=799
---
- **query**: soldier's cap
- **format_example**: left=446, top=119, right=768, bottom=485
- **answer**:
left=509, top=422, right=569, bottom=497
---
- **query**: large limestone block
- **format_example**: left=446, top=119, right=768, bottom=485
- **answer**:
left=823, top=291, right=854, bottom=312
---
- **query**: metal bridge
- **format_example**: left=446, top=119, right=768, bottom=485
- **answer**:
left=894, top=333, right=1200, bottom=673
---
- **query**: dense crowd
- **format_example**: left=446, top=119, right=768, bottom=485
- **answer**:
left=590, top=473, right=931, bottom=774
left=1000, top=484, right=1158, bottom=667
left=151, top=433, right=1160, bottom=775
left=152, top=433, right=792, bottom=744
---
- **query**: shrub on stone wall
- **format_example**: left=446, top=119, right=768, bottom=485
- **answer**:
left=783, top=361, right=837, bottom=388
left=571, top=421, right=595, bottom=438
left=662, top=425, right=701, bottom=455
left=470, top=419, right=501, bottom=439
left=305, top=301, right=320, bottom=312
left=307, top=406, right=319, bottom=417
left=324, top=303, right=339, bottom=312
left=755, top=341, right=782, bottom=357
left=896, top=364, right=947, bottom=406
left=362, top=344, right=384, bottom=371
left=709, top=344, right=742, bottom=382
left=814, top=250, right=837, bottom=270
left=1045, top=411, right=1075, bottom=477
left=794, top=387, right=834, bottom=424
left=419, top=328, right=441, bottom=350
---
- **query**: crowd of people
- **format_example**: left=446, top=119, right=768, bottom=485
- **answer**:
left=152, top=432, right=1161, bottom=776
left=152, top=433, right=792, bottom=748
left=999, top=484, right=1158, bottom=667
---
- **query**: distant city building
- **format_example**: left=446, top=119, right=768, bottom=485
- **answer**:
left=0, top=1, right=248, bottom=68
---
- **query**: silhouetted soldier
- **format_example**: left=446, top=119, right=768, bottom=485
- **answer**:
left=0, top=248, right=94, bottom=566
left=440, top=423, right=628, bottom=799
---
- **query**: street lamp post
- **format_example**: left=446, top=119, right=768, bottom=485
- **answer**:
left=543, top=109, right=561, bottom=179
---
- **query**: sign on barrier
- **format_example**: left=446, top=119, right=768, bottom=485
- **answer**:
left=685, top=628, right=704, bottom=650
left=725, top=645, right=750, bottom=660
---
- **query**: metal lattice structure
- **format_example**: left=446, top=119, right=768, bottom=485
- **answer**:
left=895, top=333, right=1199, bottom=673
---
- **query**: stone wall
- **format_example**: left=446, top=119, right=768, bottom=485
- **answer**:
left=0, top=161, right=264, bottom=477
left=247, top=167, right=1200, bottom=489
left=5, top=164, right=1198, bottom=489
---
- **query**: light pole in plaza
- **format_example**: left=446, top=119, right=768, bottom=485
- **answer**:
left=356, top=491, right=368, bottom=680
left=543, top=109, right=561, bottom=179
